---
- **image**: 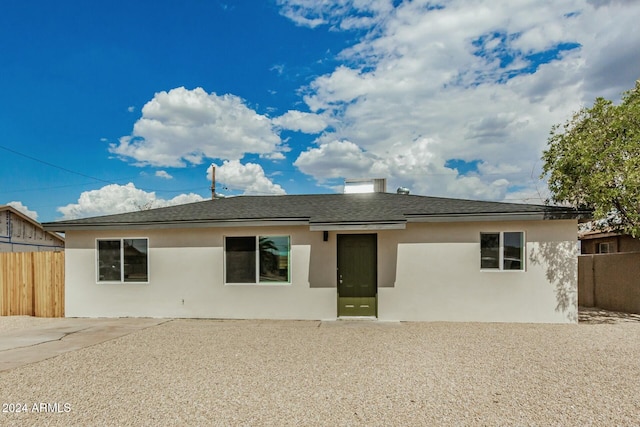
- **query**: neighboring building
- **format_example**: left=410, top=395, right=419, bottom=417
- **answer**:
left=0, top=205, right=64, bottom=252
left=43, top=192, right=588, bottom=323
left=579, top=229, right=640, bottom=254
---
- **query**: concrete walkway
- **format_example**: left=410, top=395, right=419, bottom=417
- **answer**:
left=0, top=318, right=168, bottom=372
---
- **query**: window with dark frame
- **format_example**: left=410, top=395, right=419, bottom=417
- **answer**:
left=480, top=232, right=524, bottom=271
left=97, top=238, right=148, bottom=282
left=225, top=236, right=290, bottom=284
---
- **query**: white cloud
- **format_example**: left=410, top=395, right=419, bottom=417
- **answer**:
left=57, top=183, right=205, bottom=220
left=303, top=66, right=373, bottom=112
left=281, top=11, right=325, bottom=28
left=270, top=64, right=285, bottom=75
left=7, top=201, right=38, bottom=221
left=294, top=139, right=386, bottom=180
left=277, top=0, right=394, bottom=29
left=261, top=152, right=286, bottom=160
left=110, top=87, right=283, bottom=167
left=294, top=137, right=517, bottom=200
left=284, top=0, right=640, bottom=202
left=277, top=1, right=326, bottom=29
left=155, top=170, right=173, bottom=179
left=127, top=106, right=135, bottom=113
left=272, top=110, right=329, bottom=133
left=208, top=161, right=286, bottom=196
left=97, top=1, right=640, bottom=208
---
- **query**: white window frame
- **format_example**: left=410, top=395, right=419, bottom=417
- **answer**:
left=224, top=235, right=291, bottom=285
left=480, top=231, right=526, bottom=272
left=96, top=238, right=149, bottom=284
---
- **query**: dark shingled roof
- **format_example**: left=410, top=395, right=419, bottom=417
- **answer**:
left=42, top=193, right=590, bottom=231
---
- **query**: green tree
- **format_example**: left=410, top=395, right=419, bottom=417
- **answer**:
left=541, top=80, right=640, bottom=237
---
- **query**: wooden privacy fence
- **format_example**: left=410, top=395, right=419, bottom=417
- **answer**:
left=0, top=251, right=64, bottom=317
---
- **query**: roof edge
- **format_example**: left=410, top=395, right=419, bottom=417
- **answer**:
left=42, top=218, right=310, bottom=232
left=407, top=211, right=591, bottom=222
left=309, top=221, right=406, bottom=231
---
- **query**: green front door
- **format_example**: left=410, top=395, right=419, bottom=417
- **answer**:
left=337, top=234, right=377, bottom=317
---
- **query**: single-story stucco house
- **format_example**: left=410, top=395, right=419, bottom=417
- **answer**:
left=579, top=227, right=640, bottom=254
left=42, top=192, right=589, bottom=323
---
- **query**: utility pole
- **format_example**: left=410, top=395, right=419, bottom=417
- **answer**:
left=210, top=165, right=216, bottom=200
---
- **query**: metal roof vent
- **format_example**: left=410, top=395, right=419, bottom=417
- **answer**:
left=396, top=187, right=410, bottom=195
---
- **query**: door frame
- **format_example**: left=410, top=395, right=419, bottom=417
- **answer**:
left=336, top=233, right=378, bottom=317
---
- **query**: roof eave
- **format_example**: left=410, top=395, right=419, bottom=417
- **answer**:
left=309, top=221, right=407, bottom=231
left=42, top=208, right=593, bottom=232
left=42, top=218, right=310, bottom=232
left=406, top=211, right=591, bottom=222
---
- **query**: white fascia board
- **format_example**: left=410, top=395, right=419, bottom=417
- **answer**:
left=309, top=222, right=406, bottom=231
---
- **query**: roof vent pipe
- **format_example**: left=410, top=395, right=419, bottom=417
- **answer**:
left=397, top=187, right=410, bottom=195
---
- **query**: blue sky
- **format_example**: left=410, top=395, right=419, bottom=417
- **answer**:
left=1, top=0, right=639, bottom=222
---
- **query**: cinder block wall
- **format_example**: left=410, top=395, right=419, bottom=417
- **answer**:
left=578, top=256, right=594, bottom=307
left=579, top=252, right=640, bottom=314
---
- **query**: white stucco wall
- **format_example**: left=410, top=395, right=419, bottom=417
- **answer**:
left=64, top=226, right=337, bottom=320
left=378, top=220, right=578, bottom=323
left=64, top=219, right=578, bottom=323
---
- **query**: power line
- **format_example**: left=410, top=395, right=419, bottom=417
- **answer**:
left=0, top=181, right=102, bottom=194
left=0, top=144, right=116, bottom=185
left=0, top=144, right=208, bottom=194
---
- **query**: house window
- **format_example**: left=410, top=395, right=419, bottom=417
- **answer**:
left=597, top=242, right=612, bottom=254
left=97, top=238, right=148, bottom=282
left=480, top=232, right=524, bottom=271
left=225, top=236, right=290, bottom=284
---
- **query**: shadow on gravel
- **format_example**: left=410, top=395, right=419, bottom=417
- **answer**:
left=579, top=306, right=640, bottom=324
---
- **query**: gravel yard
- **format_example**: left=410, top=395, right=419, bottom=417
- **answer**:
left=1, top=311, right=640, bottom=426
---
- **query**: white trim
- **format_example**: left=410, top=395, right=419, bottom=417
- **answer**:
left=310, top=222, right=406, bottom=231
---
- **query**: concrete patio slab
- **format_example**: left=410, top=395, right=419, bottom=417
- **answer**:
left=0, top=318, right=169, bottom=372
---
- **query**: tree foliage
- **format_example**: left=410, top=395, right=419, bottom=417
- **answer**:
left=542, top=80, right=640, bottom=237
